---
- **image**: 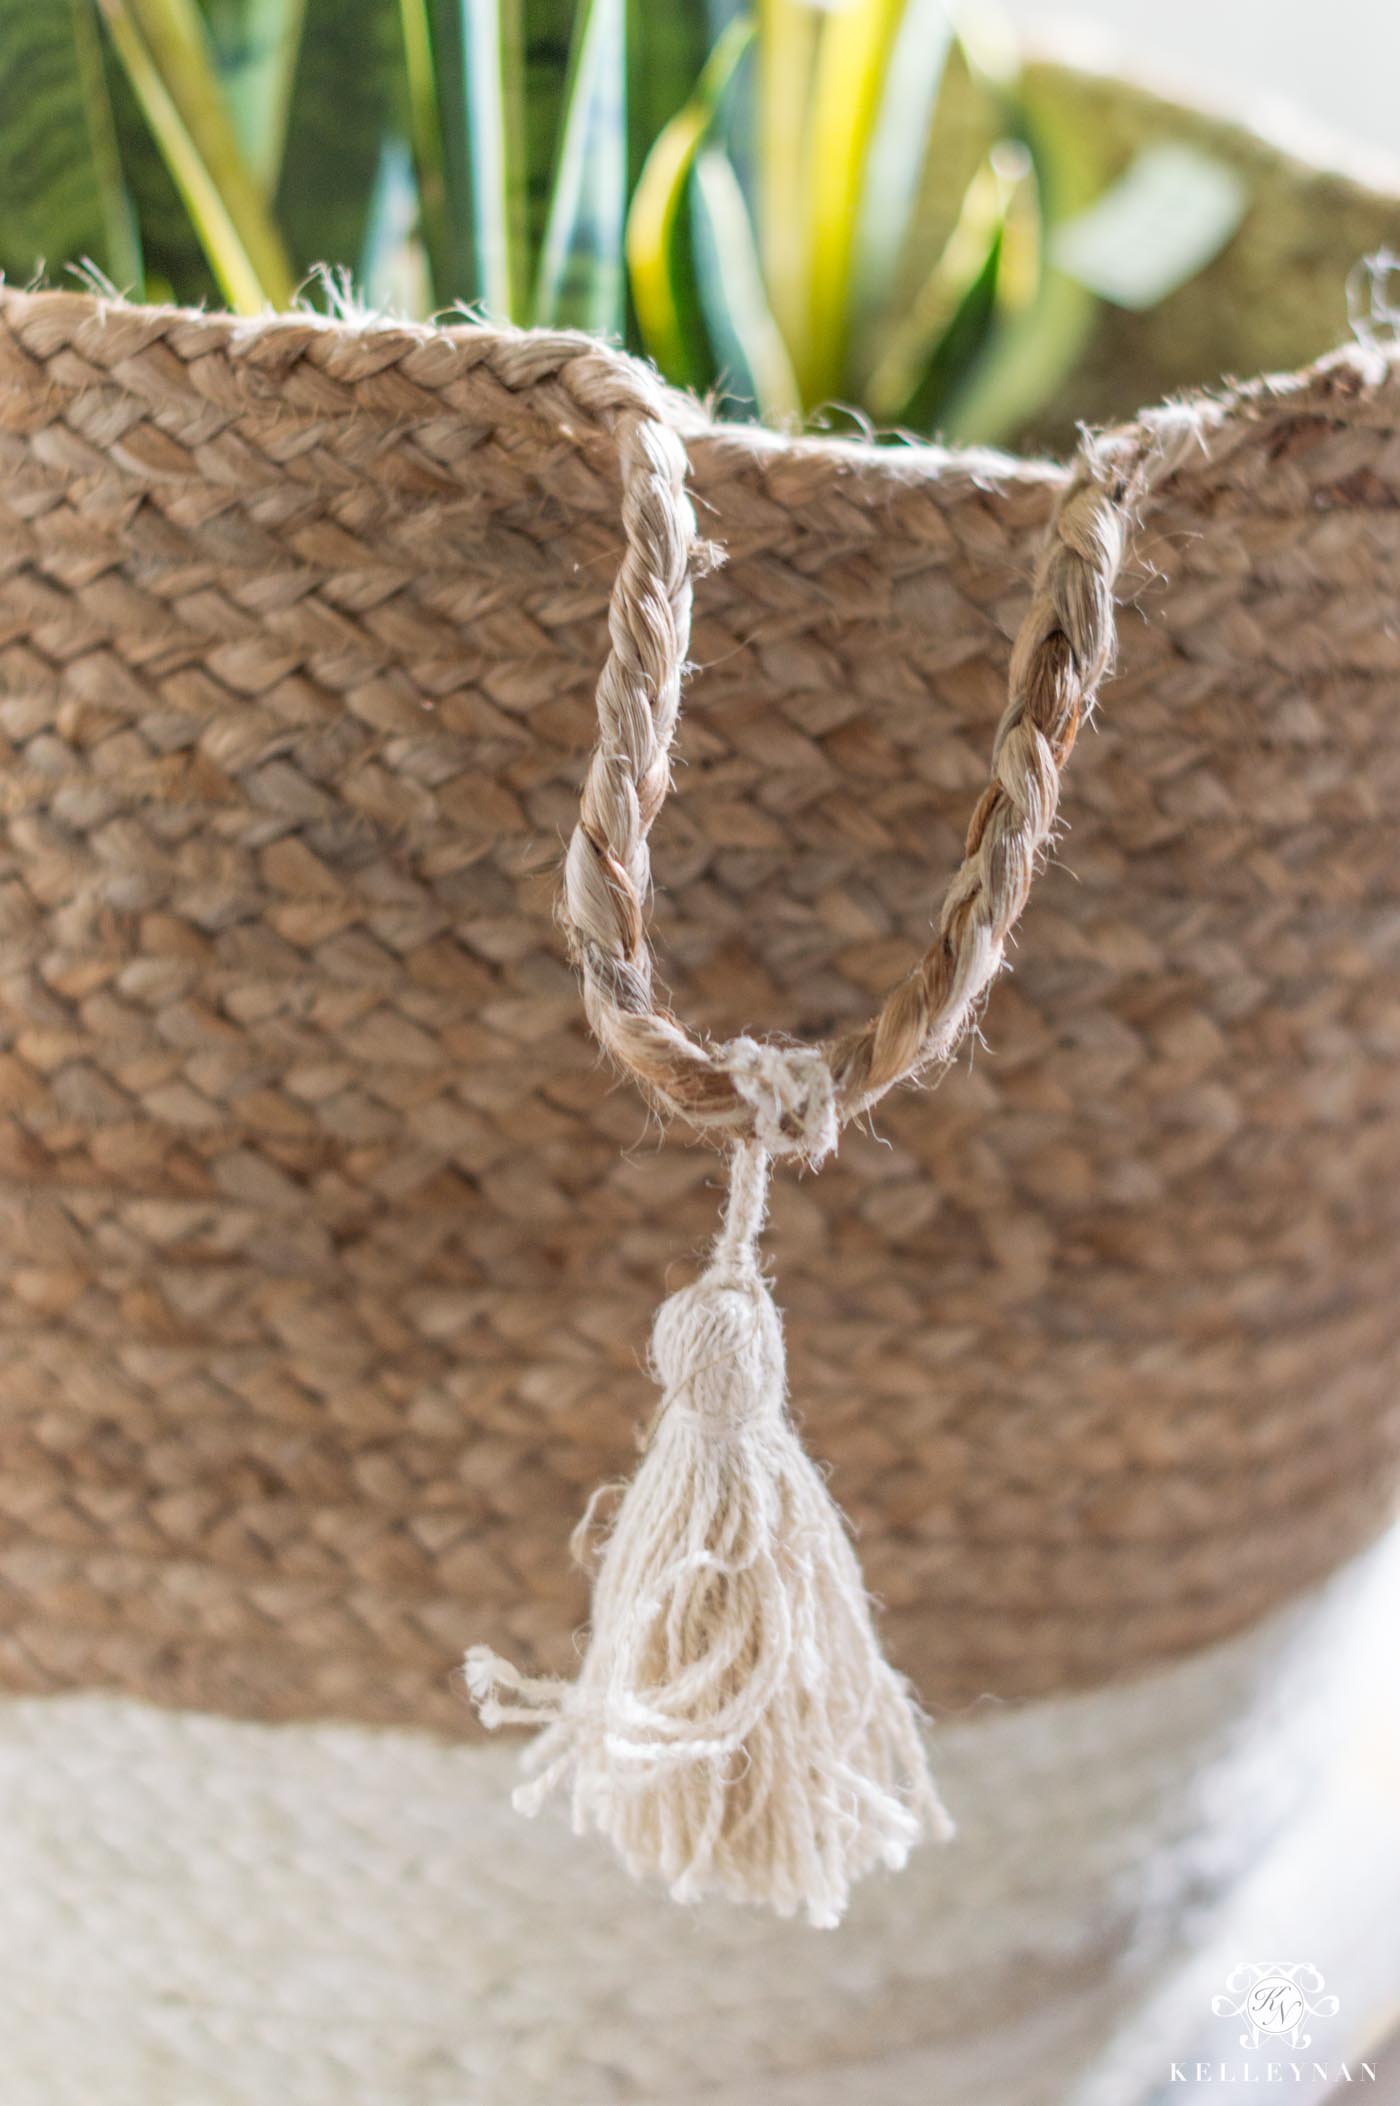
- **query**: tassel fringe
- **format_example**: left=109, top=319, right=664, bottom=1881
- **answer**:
left=466, top=1143, right=951, bottom=1928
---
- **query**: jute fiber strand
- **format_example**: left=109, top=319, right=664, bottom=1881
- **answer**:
left=459, top=330, right=1143, bottom=1920
left=0, top=69, right=1399, bottom=1744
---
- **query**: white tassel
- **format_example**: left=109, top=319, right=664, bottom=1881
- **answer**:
left=465, top=1141, right=951, bottom=1928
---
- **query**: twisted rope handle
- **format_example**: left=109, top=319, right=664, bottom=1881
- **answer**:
left=564, top=362, right=1140, bottom=1162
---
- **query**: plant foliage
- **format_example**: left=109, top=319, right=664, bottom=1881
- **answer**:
left=0, top=0, right=1244, bottom=440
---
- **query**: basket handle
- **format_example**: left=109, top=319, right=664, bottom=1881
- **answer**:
left=563, top=374, right=1136, bottom=1161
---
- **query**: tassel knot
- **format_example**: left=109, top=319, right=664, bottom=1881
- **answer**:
left=649, top=1272, right=784, bottom=1434
left=466, top=1141, right=951, bottom=1927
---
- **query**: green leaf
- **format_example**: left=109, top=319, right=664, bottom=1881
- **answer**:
left=104, top=21, right=216, bottom=301
left=202, top=0, right=307, bottom=195
left=623, top=0, right=713, bottom=347
left=691, top=143, right=799, bottom=420
left=800, top=0, right=905, bottom=405
left=879, top=9, right=1014, bottom=329
left=275, top=0, right=400, bottom=285
left=520, top=0, right=585, bottom=272
left=894, top=217, right=1001, bottom=434
left=98, top=0, right=294, bottom=309
left=754, top=0, right=818, bottom=359
left=848, top=0, right=953, bottom=342
left=625, top=13, right=752, bottom=390
left=459, top=0, right=528, bottom=315
left=399, top=0, right=528, bottom=315
left=937, top=71, right=1097, bottom=444
left=532, top=0, right=626, bottom=333
left=865, top=141, right=1024, bottom=427
left=0, top=0, right=141, bottom=288
left=1051, top=142, right=1246, bottom=311
left=397, top=0, right=450, bottom=296
left=626, top=0, right=711, bottom=195
left=701, top=0, right=753, bottom=202
left=358, top=132, right=432, bottom=312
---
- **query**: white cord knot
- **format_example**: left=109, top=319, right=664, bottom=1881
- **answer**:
left=651, top=1274, right=786, bottom=1433
left=725, top=1037, right=838, bottom=1162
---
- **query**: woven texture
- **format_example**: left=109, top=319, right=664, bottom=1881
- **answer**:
left=1, top=70, right=1400, bottom=1735
left=3, top=1544, right=1391, bottom=2106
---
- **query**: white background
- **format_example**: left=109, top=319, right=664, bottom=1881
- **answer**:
left=1005, top=1, right=1400, bottom=167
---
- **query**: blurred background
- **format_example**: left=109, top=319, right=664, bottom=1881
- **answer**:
left=1005, top=0, right=1400, bottom=162
left=5, top=0, right=1396, bottom=458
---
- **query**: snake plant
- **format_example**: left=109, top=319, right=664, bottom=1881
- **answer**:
left=0, top=0, right=1243, bottom=441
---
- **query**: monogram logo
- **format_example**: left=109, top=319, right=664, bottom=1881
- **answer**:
left=1212, top=1962, right=1340, bottom=2051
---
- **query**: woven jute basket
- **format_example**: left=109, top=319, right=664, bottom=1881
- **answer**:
left=2, top=56, right=1399, bottom=1743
